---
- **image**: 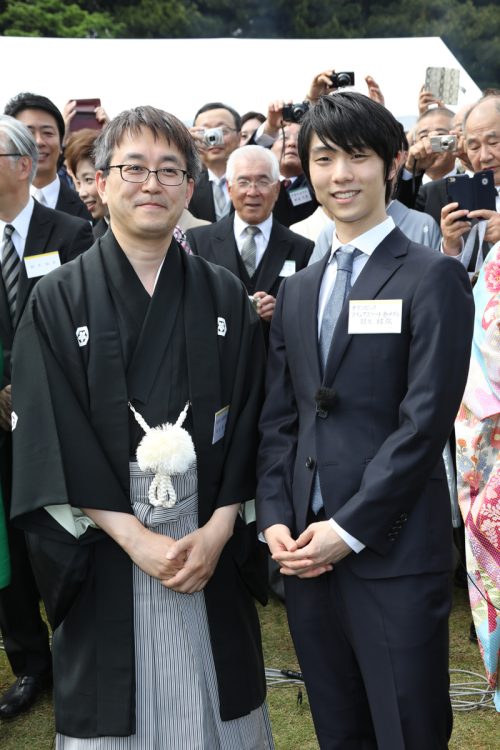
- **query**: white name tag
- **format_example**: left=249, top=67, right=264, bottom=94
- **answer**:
left=24, top=251, right=61, bottom=278
left=289, top=186, right=312, bottom=207
left=279, top=259, right=296, bottom=277
left=212, top=404, right=230, bottom=444
left=348, top=299, right=402, bottom=334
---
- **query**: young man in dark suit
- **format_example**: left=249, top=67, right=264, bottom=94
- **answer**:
left=257, top=92, right=474, bottom=749
left=186, top=145, right=314, bottom=338
left=4, top=93, right=91, bottom=221
left=0, top=115, right=92, bottom=719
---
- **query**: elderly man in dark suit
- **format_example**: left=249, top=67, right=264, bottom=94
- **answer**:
left=257, top=93, right=474, bottom=749
left=187, top=145, right=314, bottom=335
left=441, top=94, right=500, bottom=273
left=0, top=115, right=92, bottom=719
left=4, top=92, right=91, bottom=221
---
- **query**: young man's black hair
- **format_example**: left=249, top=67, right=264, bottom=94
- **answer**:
left=298, top=92, right=402, bottom=201
left=4, top=92, right=66, bottom=145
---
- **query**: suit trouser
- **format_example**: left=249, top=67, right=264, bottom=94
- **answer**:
left=284, top=563, right=453, bottom=750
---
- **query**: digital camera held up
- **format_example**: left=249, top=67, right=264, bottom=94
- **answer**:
left=282, top=102, right=310, bottom=124
left=330, top=71, right=355, bottom=88
left=430, top=135, right=457, bottom=153
left=203, top=128, right=225, bottom=147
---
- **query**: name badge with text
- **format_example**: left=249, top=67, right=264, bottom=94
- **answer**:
left=289, top=186, right=312, bottom=207
left=348, top=299, right=402, bottom=334
left=24, top=251, right=61, bottom=279
left=279, top=259, right=296, bottom=277
left=212, top=405, right=230, bottom=444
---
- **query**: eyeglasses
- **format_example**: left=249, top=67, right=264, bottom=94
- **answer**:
left=0, top=153, right=22, bottom=158
left=107, top=164, right=188, bottom=186
left=234, top=178, right=276, bottom=191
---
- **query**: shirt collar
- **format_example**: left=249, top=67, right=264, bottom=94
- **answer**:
left=30, top=175, right=60, bottom=206
left=328, top=216, right=395, bottom=262
left=207, top=169, right=226, bottom=185
left=233, top=212, right=273, bottom=244
left=0, top=197, right=34, bottom=241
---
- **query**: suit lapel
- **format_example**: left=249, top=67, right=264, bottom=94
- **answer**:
left=323, top=228, right=408, bottom=385
left=253, top=222, right=290, bottom=292
left=15, top=202, right=53, bottom=326
left=299, top=254, right=329, bottom=385
left=211, top=217, right=241, bottom=278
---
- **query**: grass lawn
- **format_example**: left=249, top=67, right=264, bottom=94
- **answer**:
left=0, top=585, right=497, bottom=749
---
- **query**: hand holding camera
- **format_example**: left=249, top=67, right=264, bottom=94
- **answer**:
left=306, top=69, right=356, bottom=105
left=189, top=126, right=226, bottom=153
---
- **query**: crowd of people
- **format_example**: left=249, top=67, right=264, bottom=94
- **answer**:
left=0, top=67, right=498, bottom=749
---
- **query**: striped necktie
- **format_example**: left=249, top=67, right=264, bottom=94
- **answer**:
left=319, top=246, right=361, bottom=371
left=240, top=226, right=260, bottom=277
left=1, top=224, right=21, bottom=320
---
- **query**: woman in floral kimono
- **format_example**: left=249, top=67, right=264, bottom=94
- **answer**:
left=456, top=241, right=500, bottom=711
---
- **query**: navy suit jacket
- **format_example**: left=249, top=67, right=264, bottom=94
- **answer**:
left=186, top=214, right=314, bottom=300
left=257, top=226, right=474, bottom=579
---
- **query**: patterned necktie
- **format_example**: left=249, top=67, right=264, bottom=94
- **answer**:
left=311, top=245, right=361, bottom=514
left=240, top=226, right=260, bottom=277
left=213, top=177, right=229, bottom=220
left=1, top=224, right=21, bottom=320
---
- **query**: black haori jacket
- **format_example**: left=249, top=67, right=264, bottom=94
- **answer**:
left=10, top=232, right=268, bottom=737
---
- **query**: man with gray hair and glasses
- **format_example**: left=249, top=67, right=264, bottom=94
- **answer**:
left=0, top=114, right=92, bottom=720
left=187, top=144, right=314, bottom=337
left=9, top=106, right=272, bottom=747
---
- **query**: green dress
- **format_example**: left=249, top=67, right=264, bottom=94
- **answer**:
left=0, top=343, right=11, bottom=588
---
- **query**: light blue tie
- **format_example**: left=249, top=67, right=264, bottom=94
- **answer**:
left=311, top=245, right=361, bottom=514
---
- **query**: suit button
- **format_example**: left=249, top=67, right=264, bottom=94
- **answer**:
left=305, top=457, right=315, bottom=470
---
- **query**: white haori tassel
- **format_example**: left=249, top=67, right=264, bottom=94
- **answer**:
left=128, top=401, right=195, bottom=508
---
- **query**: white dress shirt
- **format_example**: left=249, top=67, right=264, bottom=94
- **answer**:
left=30, top=175, right=60, bottom=209
left=317, top=216, right=395, bottom=552
left=0, top=197, right=35, bottom=261
left=233, top=213, right=273, bottom=267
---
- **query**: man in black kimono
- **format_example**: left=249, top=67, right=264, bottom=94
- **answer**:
left=10, top=106, right=269, bottom=742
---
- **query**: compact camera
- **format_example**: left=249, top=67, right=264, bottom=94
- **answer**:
left=330, top=71, right=355, bottom=88
left=203, top=128, right=225, bottom=147
left=430, top=135, right=457, bottom=153
left=282, top=102, right=310, bottom=124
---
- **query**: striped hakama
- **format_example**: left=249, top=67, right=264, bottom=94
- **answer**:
left=57, top=463, right=274, bottom=750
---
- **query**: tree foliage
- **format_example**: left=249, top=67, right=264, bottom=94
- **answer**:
left=0, top=0, right=497, bottom=89
left=0, top=0, right=120, bottom=37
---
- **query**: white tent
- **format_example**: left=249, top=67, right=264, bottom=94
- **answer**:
left=0, top=36, right=481, bottom=127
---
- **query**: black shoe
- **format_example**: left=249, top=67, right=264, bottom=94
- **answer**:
left=0, top=673, right=52, bottom=720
